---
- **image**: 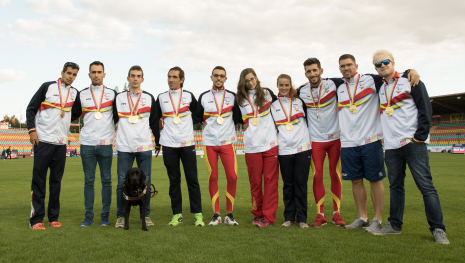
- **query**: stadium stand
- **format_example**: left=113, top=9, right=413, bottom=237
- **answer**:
left=0, top=129, right=80, bottom=156
left=0, top=129, right=246, bottom=157
left=429, top=122, right=465, bottom=146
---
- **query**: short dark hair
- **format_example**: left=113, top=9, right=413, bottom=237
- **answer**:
left=168, top=66, right=185, bottom=87
left=62, top=62, right=80, bottom=73
left=303, top=58, right=321, bottom=69
left=339, top=54, right=356, bottom=64
left=89, top=61, right=105, bottom=72
left=128, top=65, right=143, bottom=78
left=211, top=66, right=226, bottom=76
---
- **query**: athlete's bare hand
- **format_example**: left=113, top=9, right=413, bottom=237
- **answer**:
left=244, top=123, right=249, bottom=130
left=203, top=122, right=207, bottom=128
left=408, top=69, right=420, bottom=86
left=155, top=148, right=160, bottom=157
left=29, top=132, right=39, bottom=146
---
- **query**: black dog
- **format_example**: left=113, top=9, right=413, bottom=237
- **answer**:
left=123, top=168, right=149, bottom=231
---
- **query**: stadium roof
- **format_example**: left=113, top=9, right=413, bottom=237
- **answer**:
left=430, top=92, right=465, bottom=115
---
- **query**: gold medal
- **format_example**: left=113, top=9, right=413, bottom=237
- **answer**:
left=173, top=116, right=181, bottom=124
left=57, top=78, right=70, bottom=119
left=129, top=116, right=138, bottom=124
left=384, top=77, right=400, bottom=117
left=217, top=116, right=224, bottom=125
left=94, top=112, right=102, bottom=120
left=349, top=105, right=358, bottom=114
left=385, top=107, right=394, bottom=116
left=285, top=123, right=293, bottom=131
left=251, top=118, right=260, bottom=126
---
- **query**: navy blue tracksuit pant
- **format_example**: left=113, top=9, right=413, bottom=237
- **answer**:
left=162, top=145, right=202, bottom=215
left=30, top=142, right=66, bottom=226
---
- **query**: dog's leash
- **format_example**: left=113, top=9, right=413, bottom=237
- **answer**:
left=122, top=183, right=158, bottom=201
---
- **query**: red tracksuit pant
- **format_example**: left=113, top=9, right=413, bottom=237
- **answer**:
left=245, top=146, right=279, bottom=224
left=311, top=139, right=342, bottom=214
left=203, top=144, right=237, bottom=213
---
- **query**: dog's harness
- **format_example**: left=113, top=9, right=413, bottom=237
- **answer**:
left=122, top=182, right=158, bottom=201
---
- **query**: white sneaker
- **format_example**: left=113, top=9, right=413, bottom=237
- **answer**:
left=281, top=221, right=295, bottom=227
left=208, top=214, right=222, bottom=226
left=224, top=213, right=239, bottom=226
left=115, top=217, right=125, bottom=228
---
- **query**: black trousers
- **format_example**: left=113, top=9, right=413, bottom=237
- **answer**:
left=30, top=142, right=66, bottom=225
left=163, top=145, right=202, bottom=214
left=278, top=150, right=311, bottom=223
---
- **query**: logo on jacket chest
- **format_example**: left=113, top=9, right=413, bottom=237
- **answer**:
left=140, top=98, right=147, bottom=107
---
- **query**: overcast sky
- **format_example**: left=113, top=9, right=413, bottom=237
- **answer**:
left=1, top=0, right=464, bottom=121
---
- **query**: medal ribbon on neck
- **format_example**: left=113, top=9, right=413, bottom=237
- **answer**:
left=169, top=88, right=183, bottom=118
left=90, top=84, right=105, bottom=113
left=57, top=78, right=70, bottom=112
left=345, top=74, right=360, bottom=106
left=212, top=87, right=226, bottom=117
left=278, top=98, right=293, bottom=124
left=246, top=93, right=258, bottom=119
left=384, top=78, right=399, bottom=108
left=127, top=90, right=142, bottom=117
left=309, top=80, right=324, bottom=108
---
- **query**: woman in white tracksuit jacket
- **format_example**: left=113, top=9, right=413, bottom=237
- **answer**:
left=236, top=68, right=279, bottom=228
left=270, top=74, right=312, bottom=228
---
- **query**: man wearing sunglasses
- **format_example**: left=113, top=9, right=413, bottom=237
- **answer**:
left=335, top=54, right=420, bottom=233
left=26, top=62, right=80, bottom=230
left=370, top=50, right=449, bottom=244
left=194, top=66, right=242, bottom=226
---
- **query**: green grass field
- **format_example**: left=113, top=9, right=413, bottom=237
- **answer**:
left=0, top=153, right=463, bottom=262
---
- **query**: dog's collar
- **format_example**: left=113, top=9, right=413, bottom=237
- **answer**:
left=123, top=185, right=148, bottom=201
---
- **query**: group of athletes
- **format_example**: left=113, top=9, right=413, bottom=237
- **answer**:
left=25, top=50, right=450, bottom=244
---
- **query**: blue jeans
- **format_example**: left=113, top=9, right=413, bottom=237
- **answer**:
left=385, top=142, right=446, bottom=233
left=116, top=150, right=152, bottom=218
left=81, top=145, right=113, bottom=219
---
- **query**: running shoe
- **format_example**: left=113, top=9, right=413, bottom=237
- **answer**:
left=30, top=223, right=45, bottom=230
left=252, top=217, right=261, bottom=226
left=332, top=212, right=346, bottom=226
left=433, top=229, right=450, bottom=245
left=80, top=217, right=94, bottom=227
left=142, top=217, right=154, bottom=226
left=115, top=217, right=125, bottom=228
left=208, top=214, right=222, bottom=226
left=310, top=214, right=327, bottom=227
left=372, top=222, right=401, bottom=235
left=298, top=222, right=309, bottom=228
left=100, top=216, right=110, bottom=226
left=194, top=213, right=205, bottom=227
left=48, top=221, right=62, bottom=228
left=224, top=213, right=239, bottom=226
left=344, top=217, right=369, bottom=229
left=256, top=218, right=271, bottom=228
left=169, top=214, right=183, bottom=226
left=365, top=218, right=382, bottom=233
left=281, top=221, right=295, bottom=227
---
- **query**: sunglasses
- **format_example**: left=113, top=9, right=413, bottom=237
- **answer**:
left=375, top=59, right=391, bottom=68
left=64, top=62, right=80, bottom=70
